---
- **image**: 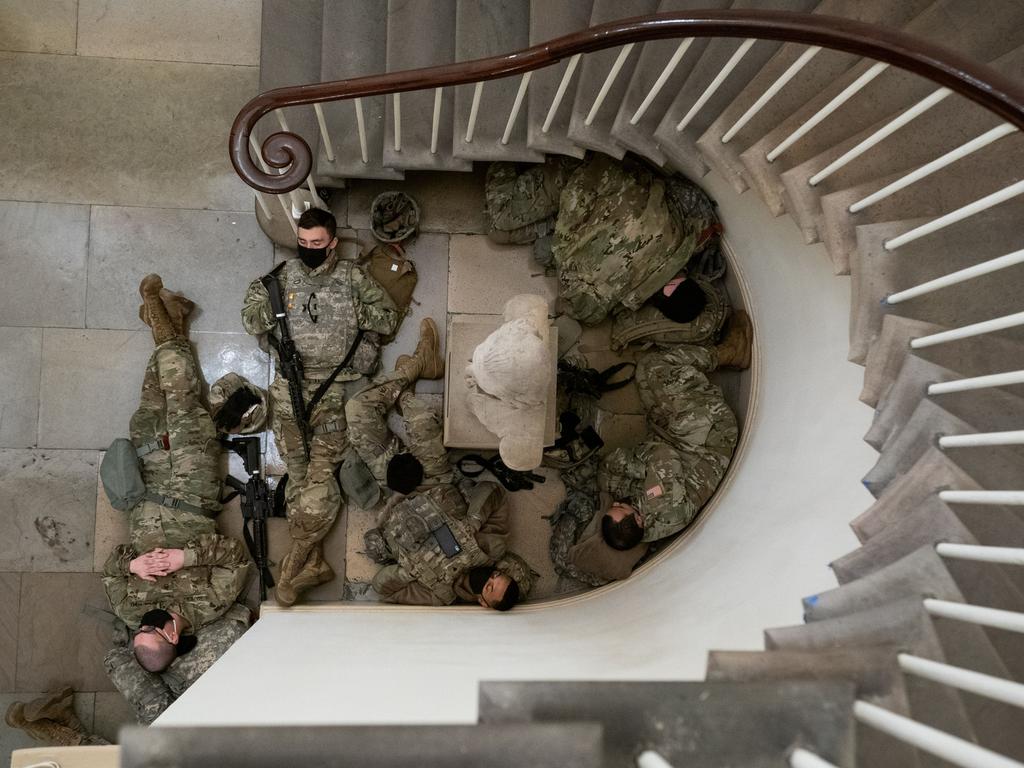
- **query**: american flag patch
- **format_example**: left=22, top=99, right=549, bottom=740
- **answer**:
left=645, top=484, right=663, bottom=499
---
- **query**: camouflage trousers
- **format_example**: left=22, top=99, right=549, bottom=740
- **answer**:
left=484, top=157, right=581, bottom=245
left=600, top=344, right=738, bottom=542
left=345, top=368, right=450, bottom=485
left=269, top=374, right=366, bottom=547
left=127, top=339, right=220, bottom=552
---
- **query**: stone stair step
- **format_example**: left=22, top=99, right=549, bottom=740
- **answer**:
left=865, top=356, right=958, bottom=451
left=608, top=0, right=732, bottom=168
left=649, top=0, right=816, bottom=181
left=694, top=0, right=933, bottom=195
left=706, top=646, right=919, bottom=768
left=452, top=0, right=543, bottom=163
left=525, top=0, right=594, bottom=159
left=740, top=0, right=1024, bottom=218
left=779, top=44, right=1024, bottom=246
left=479, top=680, right=857, bottom=767
left=566, top=0, right=661, bottom=158
left=317, top=0, right=404, bottom=181
left=383, top=0, right=473, bottom=172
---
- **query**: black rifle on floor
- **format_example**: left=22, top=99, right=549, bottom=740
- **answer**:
left=261, top=268, right=312, bottom=461
left=223, top=436, right=283, bottom=602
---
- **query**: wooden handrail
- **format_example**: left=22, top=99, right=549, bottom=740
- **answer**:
left=230, top=9, right=1024, bottom=194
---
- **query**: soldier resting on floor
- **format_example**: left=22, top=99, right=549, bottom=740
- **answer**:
left=345, top=320, right=535, bottom=609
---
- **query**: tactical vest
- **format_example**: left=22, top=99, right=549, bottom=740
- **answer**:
left=279, top=258, right=380, bottom=377
left=610, top=277, right=730, bottom=351
left=384, top=486, right=491, bottom=605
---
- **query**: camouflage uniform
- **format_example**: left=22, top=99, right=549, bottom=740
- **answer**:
left=485, top=156, right=582, bottom=247
left=600, top=344, right=738, bottom=543
left=101, top=532, right=252, bottom=629
left=610, top=276, right=731, bottom=351
left=241, top=253, right=398, bottom=548
left=104, top=603, right=250, bottom=725
left=551, top=155, right=717, bottom=325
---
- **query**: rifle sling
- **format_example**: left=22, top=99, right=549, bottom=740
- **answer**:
left=305, top=329, right=365, bottom=418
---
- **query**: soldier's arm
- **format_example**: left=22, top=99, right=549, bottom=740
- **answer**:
left=103, top=645, right=174, bottom=726
left=240, top=277, right=275, bottom=336
left=372, top=565, right=446, bottom=606
left=466, top=483, right=510, bottom=560
left=100, top=546, right=149, bottom=627
left=179, top=534, right=254, bottom=621
left=351, top=265, right=399, bottom=335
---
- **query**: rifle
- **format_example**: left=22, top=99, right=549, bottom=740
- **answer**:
left=223, top=436, right=283, bottom=602
left=260, top=270, right=312, bottom=460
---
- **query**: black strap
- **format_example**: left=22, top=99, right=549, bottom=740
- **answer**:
left=305, top=329, right=366, bottom=418
left=595, top=362, right=636, bottom=393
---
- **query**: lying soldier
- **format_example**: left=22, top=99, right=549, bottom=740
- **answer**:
left=345, top=320, right=535, bottom=609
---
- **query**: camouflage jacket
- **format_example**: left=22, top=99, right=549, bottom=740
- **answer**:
left=241, top=254, right=398, bottom=380
left=104, top=603, right=250, bottom=725
left=485, top=156, right=582, bottom=245
left=101, top=533, right=253, bottom=629
left=610, top=276, right=730, bottom=351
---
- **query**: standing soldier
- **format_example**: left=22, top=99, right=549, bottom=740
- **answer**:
left=241, top=208, right=398, bottom=606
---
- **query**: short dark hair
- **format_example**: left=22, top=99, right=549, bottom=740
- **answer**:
left=134, top=641, right=175, bottom=673
left=297, top=208, right=337, bottom=239
left=493, top=578, right=520, bottom=611
left=602, top=511, right=644, bottom=550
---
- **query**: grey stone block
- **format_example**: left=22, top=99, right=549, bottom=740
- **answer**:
left=347, top=167, right=488, bottom=234
left=447, top=234, right=557, bottom=314
left=0, top=0, right=77, bottom=54
left=0, top=328, right=42, bottom=448
left=0, top=573, right=20, bottom=690
left=0, top=52, right=258, bottom=211
left=86, top=207, right=273, bottom=333
left=0, top=449, right=99, bottom=572
left=93, top=691, right=139, bottom=743
left=0, top=201, right=89, bottom=328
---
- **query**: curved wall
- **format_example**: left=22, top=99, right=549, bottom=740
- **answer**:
left=158, top=171, right=880, bottom=727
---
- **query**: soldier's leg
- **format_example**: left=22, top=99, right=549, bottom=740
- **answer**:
left=344, top=369, right=411, bottom=482
left=130, top=351, right=174, bottom=491
left=484, top=162, right=561, bottom=244
left=399, top=391, right=451, bottom=481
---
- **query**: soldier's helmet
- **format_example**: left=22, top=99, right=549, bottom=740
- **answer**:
left=208, top=373, right=268, bottom=435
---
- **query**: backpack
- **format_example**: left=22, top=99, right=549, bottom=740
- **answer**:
left=100, top=438, right=149, bottom=512
left=610, top=277, right=731, bottom=351
left=360, top=243, right=418, bottom=343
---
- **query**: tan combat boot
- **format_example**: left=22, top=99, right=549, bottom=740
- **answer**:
left=414, top=318, right=444, bottom=380
left=287, top=546, right=335, bottom=598
left=21, top=686, right=84, bottom=732
left=139, top=274, right=178, bottom=346
left=275, top=540, right=316, bottom=607
left=394, top=354, right=421, bottom=381
left=5, top=701, right=85, bottom=747
left=716, top=310, right=752, bottom=370
left=159, top=288, right=196, bottom=337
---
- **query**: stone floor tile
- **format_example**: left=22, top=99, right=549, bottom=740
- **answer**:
left=0, top=201, right=89, bottom=327
left=305, top=505, right=349, bottom=603
left=0, top=574, right=21, bottom=690
left=193, top=332, right=271, bottom=392
left=38, top=329, right=151, bottom=450
left=0, top=691, right=93, bottom=756
left=0, top=52, right=257, bottom=211
left=0, top=328, right=42, bottom=448
left=504, top=467, right=565, bottom=601
left=77, top=0, right=261, bottom=65
left=348, top=167, right=488, bottom=234
left=86, top=208, right=273, bottom=333
left=92, top=465, right=129, bottom=573
left=577, top=349, right=644, bottom=415
left=0, top=450, right=98, bottom=572
left=17, top=573, right=115, bottom=692
left=344, top=501, right=383, bottom=587
left=448, top=235, right=558, bottom=314
left=378, top=232, right=450, bottom=395
left=0, top=0, right=77, bottom=54
left=92, top=691, right=138, bottom=743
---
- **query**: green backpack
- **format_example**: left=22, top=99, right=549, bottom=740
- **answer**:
left=100, top=438, right=149, bottom=512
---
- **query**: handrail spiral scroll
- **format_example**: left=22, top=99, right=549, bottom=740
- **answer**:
left=230, top=9, right=1024, bottom=194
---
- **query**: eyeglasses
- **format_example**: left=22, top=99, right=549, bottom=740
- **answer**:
left=136, top=618, right=177, bottom=646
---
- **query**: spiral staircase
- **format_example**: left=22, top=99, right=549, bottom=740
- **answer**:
left=92, top=2, right=1024, bottom=767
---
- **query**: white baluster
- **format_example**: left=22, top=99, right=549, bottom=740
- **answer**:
left=278, top=194, right=297, bottom=235
left=306, top=174, right=321, bottom=209
left=630, top=38, right=694, bottom=125
left=354, top=97, right=369, bottom=164
left=636, top=750, right=674, bottom=768
left=900, top=653, right=1024, bottom=708
left=851, top=123, right=1018, bottom=213
left=929, top=370, right=1024, bottom=395
left=809, top=88, right=951, bottom=185
left=393, top=93, right=401, bottom=152
left=722, top=46, right=821, bottom=144
left=313, top=103, right=335, bottom=163
left=465, top=81, right=483, bottom=143
left=250, top=133, right=296, bottom=234
left=585, top=44, right=635, bottom=126
left=676, top=38, right=756, bottom=132
left=430, top=87, right=443, bottom=154
left=936, top=543, right=1024, bottom=567
left=502, top=73, right=532, bottom=145
left=939, top=490, right=1024, bottom=506
left=910, top=310, right=1024, bottom=349
left=925, top=598, right=1024, bottom=633
left=543, top=53, right=581, bottom=134
left=886, top=248, right=1024, bottom=305
left=939, top=430, right=1024, bottom=448
left=789, top=748, right=840, bottom=768
left=854, top=700, right=1024, bottom=768
left=766, top=61, right=888, bottom=162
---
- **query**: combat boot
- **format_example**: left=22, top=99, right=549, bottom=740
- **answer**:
left=287, top=551, right=335, bottom=598
left=716, top=310, right=752, bottom=370
left=5, top=702, right=85, bottom=746
left=414, top=318, right=444, bottom=380
left=159, top=288, right=195, bottom=337
left=394, top=354, right=421, bottom=381
left=275, top=540, right=315, bottom=607
left=139, top=274, right=178, bottom=346
left=21, top=686, right=83, bottom=732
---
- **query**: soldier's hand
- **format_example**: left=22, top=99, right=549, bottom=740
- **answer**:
left=129, top=552, right=170, bottom=582
left=161, top=548, right=187, bottom=574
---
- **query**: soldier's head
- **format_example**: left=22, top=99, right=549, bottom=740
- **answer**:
left=468, top=566, right=520, bottom=611
left=601, top=500, right=644, bottom=550
left=132, top=609, right=194, bottom=673
left=296, top=208, right=338, bottom=270
left=649, top=276, right=706, bottom=324
left=386, top=453, right=424, bottom=495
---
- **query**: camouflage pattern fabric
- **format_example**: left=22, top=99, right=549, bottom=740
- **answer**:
left=101, top=532, right=253, bottom=629
left=547, top=458, right=610, bottom=587
left=610, top=276, right=731, bottom=351
left=208, top=372, right=268, bottom=435
left=484, top=156, right=582, bottom=245
left=494, top=551, right=537, bottom=597
left=599, top=344, right=737, bottom=543
left=104, top=604, right=250, bottom=726
left=129, top=338, right=222, bottom=516
left=551, top=155, right=718, bottom=325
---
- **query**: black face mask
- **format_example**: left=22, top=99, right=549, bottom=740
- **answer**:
left=297, top=243, right=330, bottom=270
left=140, top=608, right=173, bottom=629
left=467, top=566, right=494, bottom=595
